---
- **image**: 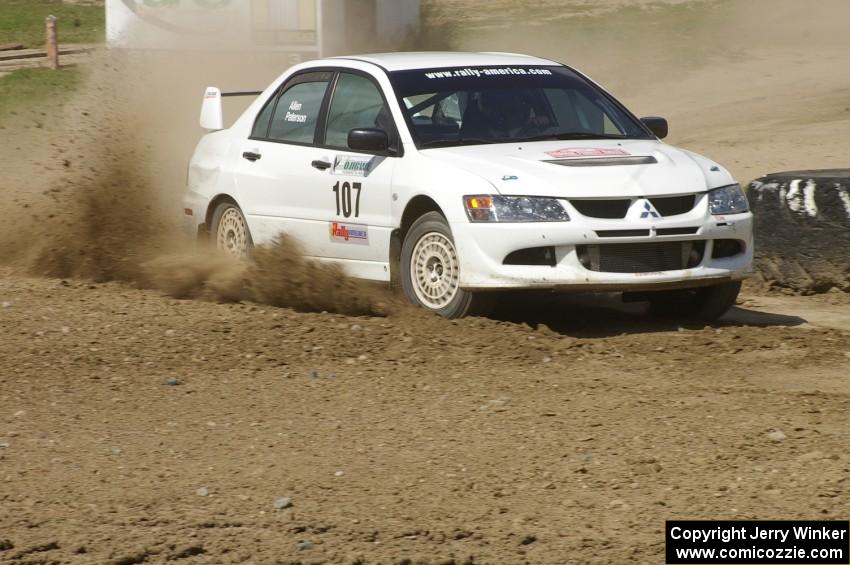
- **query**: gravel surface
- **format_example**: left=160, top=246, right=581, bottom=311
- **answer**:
left=2, top=1, right=850, bottom=562
left=1, top=273, right=849, bottom=563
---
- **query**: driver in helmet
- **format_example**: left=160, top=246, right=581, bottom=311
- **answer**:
left=471, top=90, right=551, bottom=139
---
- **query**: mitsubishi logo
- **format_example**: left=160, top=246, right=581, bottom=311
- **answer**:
left=640, top=201, right=661, bottom=219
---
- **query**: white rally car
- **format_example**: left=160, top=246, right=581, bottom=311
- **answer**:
left=184, top=52, right=752, bottom=319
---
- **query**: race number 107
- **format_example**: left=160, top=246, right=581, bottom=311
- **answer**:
left=332, top=181, right=363, bottom=218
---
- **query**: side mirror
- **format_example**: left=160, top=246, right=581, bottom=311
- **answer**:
left=348, top=128, right=389, bottom=154
left=641, top=117, right=668, bottom=139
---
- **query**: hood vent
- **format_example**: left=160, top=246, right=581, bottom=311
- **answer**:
left=546, top=156, right=658, bottom=167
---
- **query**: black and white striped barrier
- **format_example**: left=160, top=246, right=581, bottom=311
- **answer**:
left=748, top=170, right=850, bottom=293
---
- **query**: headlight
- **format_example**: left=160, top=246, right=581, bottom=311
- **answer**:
left=464, top=195, right=570, bottom=222
left=708, top=184, right=749, bottom=215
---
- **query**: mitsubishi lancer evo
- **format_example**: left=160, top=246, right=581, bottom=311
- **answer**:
left=184, top=52, right=752, bottom=319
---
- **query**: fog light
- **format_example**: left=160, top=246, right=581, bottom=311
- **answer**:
left=712, top=239, right=744, bottom=259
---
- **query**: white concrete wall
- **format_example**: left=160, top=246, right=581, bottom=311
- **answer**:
left=106, top=0, right=318, bottom=51
left=106, top=0, right=420, bottom=56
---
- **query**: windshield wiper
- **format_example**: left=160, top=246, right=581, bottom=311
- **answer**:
left=417, top=132, right=628, bottom=149
left=511, top=132, right=629, bottom=143
left=418, top=138, right=497, bottom=149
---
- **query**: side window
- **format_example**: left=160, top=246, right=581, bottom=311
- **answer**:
left=544, top=88, right=582, bottom=131
left=433, top=92, right=467, bottom=129
left=268, top=80, right=329, bottom=144
left=544, top=88, right=625, bottom=135
left=571, top=90, right=606, bottom=133
left=251, top=96, right=276, bottom=138
left=325, top=73, right=391, bottom=149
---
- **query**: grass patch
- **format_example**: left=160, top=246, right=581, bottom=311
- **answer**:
left=0, top=66, right=82, bottom=124
left=0, top=0, right=104, bottom=48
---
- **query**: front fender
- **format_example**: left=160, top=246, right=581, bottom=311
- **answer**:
left=391, top=150, right=497, bottom=225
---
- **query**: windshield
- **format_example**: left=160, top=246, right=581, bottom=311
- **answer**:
left=390, top=66, right=653, bottom=148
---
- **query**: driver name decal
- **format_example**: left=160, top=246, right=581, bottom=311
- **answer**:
left=285, top=100, right=307, bottom=123
left=546, top=148, right=631, bottom=159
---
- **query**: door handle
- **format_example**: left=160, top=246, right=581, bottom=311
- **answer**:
left=311, top=159, right=332, bottom=171
left=242, top=151, right=262, bottom=162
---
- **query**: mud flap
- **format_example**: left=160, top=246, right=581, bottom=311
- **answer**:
left=748, top=170, right=850, bottom=293
left=389, top=229, right=402, bottom=289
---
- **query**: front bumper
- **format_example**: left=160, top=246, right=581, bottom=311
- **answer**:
left=450, top=211, right=753, bottom=291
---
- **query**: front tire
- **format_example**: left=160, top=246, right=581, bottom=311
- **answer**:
left=401, top=212, right=491, bottom=319
left=210, top=201, right=253, bottom=258
left=648, top=281, right=742, bottom=322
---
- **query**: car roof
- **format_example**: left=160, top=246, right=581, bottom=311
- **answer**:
left=328, top=51, right=562, bottom=72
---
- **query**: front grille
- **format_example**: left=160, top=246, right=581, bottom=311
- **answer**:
left=656, top=227, right=699, bottom=236
left=596, top=229, right=651, bottom=238
left=649, top=195, right=696, bottom=216
left=571, top=195, right=697, bottom=219
left=570, top=199, right=631, bottom=219
left=577, top=241, right=705, bottom=273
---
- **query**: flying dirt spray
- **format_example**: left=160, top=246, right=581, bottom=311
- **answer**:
left=0, top=51, right=398, bottom=317
left=0, top=0, right=447, bottom=316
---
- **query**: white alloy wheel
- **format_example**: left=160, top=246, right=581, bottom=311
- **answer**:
left=410, top=231, right=461, bottom=310
left=400, top=211, right=492, bottom=319
left=215, top=205, right=250, bottom=257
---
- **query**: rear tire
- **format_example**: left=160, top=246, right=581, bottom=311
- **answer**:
left=648, top=281, right=742, bottom=322
left=401, top=212, right=492, bottom=319
left=210, top=201, right=253, bottom=258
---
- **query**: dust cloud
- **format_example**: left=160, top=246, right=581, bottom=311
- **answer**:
left=437, top=0, right=850, bottom=183
left=142, top=237, right=393, bottom=316
left=6, top=0, right=850, bottom=310
left=0, top=51, right=397, bottom=316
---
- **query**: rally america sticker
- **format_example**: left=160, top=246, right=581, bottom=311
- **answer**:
left=329, top=222, right=369, bottom=245
left=333, top=156, right=373, bottom=177
left=546, top=148, right=630, bottom=159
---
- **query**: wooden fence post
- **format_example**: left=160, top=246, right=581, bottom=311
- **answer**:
left=46, top=15, right=59, bottom=70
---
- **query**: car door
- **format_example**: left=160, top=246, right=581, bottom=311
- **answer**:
left=308, top=70, right=398, bottom=274
left=235, top=71, right=334, bottom=245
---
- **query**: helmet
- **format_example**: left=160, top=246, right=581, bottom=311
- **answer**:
left=474, top=90, right=534, bottom=134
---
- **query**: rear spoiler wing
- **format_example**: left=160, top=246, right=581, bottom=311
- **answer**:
left=200, top=87, right=263, bottom=131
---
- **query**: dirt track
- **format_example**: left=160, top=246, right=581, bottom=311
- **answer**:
left=3, top=0, right=850, bottom=563
left=2, top=274, right=850, bottom=563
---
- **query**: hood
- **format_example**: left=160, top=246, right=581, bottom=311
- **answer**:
left=420, top=139, right=733, bottom=198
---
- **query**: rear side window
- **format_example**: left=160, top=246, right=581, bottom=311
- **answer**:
left=268, top=81, right=329, bottom=143
left=251, top=97, right=276, bottom=138
left=325, top=72, right=391, bottom=148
